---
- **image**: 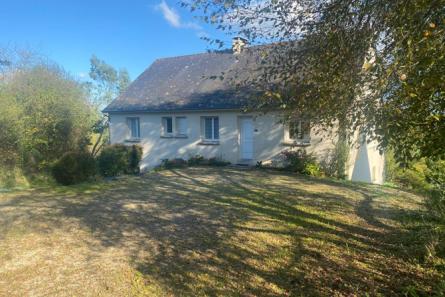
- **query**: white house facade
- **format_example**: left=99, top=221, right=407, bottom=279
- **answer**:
left=104, top=39, right=385, bottom=184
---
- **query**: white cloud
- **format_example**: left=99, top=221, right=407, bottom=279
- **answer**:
left=156, top=0, right=202, bottom=30
left=156, top=0, right=181, bottom=27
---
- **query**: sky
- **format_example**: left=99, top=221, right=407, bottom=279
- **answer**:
left=0, top=0, right=228, bottom=81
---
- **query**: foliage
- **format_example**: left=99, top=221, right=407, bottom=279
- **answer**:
left=129, top=145, right=143, bottom=174
left=86, top=55, right=131, bottom=157
left=97, top=144, right=142, bottom=177
left=0, top=91, right=22, bottom=173
left=425, top=159, right=445, bottom=220
left=183, top=0, right=445, bottom=164
left=160, top=156, right=230, bottom=169
left=87, top=55, right=131, bottom=108
left=187, top=155, right=205, bottom=166
left=385, top=156, right=431, bottom=193
left=52, top=151, right=96, bottom=185
left=0, top=56, right=95, bottom=178
left=208, top=157, right=231, bottom=167
left=282, top=150, right=323, bottom=177
left=320, top=139, right=349, bottom=179
left=161, top=158, right=188, bottom=169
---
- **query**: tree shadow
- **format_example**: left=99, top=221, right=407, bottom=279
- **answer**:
left=0, top=167, right=439, bottom=296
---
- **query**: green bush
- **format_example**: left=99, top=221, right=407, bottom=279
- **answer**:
left=187, top=155, right=205, bottom=166
left=320, top=140, right=349, bottom=179
left=161, top=158, right=187, bottom=169
left=208, top=157, right=231, bottom=167
left=426, top=160, right=445, bottom=220
left=128, top=145, right=143, bottom=174
left=52, top=151, right=96, bottom=185
left=159, top=156, right=230, bottom=169
left=282, top=150, right=323, bottom=177
left=97, top=144, right=142, bottom=177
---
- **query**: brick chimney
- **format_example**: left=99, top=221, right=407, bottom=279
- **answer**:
left=232, top=37, right=248, bottom=54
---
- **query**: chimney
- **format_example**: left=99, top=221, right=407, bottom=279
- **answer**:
left=232, top=37, right=248, bottom=54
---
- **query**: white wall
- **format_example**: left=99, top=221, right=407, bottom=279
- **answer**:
left=108, top=110, right=336, bottom=170
left=109, top=110, right=385, bottom=184
left=347, top=134, right=385, bottom=185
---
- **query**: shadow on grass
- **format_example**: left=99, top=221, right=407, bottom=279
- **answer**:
left=0, top=167, right=441, bottom=296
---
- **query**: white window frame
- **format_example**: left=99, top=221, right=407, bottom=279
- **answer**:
left=202, top=116, right=219, bottom=141
left=175, top=116, right=187, bottom=137
left=127, top=117, right=140, bottom=139
left=161, top=117, right=173, bottom=136
left=285, top=120, right=310, bottom=143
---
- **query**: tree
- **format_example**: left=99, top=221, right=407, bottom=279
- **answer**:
left=86, top=55, right=131, bottom=156
left=88, top=55, right=130, bottom=108
left=182, top=0, right=445, bottom=163
left=0, top=55, right=95, bottom=176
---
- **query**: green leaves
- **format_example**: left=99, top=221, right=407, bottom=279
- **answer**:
left=88, top=55, right=131, bottom=109
left=0, top=61, right=95, bottom=172
left=183, top=0, right=445, bottom=162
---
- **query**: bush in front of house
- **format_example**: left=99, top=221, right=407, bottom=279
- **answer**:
left=128, top=145, right=143, bottom=174
left=319, top=140, right=349, bottom=179
left=282, top=149, right=323, bottom=177
left=97, top=144, right=143, bottom=177
left=208, top=157, right=231, bottom=167
left=159, top=155, right=230, bottom=169
left=187, top=155, right=205, bottom=166
left=52, top=151, right=97, bottom=185
left=161, top=158, right=188, bottom=169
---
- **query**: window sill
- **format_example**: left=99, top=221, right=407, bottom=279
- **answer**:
left=282, top=141, right=311, bottom=147
left=198, top=140, right=220, bottom=145
left=125, top=138, right=141, bottom=143
left=160, top=134, right=188, bottom=139
left=175, top=134, right=188, bottom=139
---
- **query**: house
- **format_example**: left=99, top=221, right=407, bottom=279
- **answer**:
left=103, top=38, right=385, bottom=184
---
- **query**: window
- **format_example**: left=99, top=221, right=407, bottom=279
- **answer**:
left=289, top=121, right=310, bottom=140
left=162, top=117, right=173, bottom=135
left=127, top=117, right=140, bottom=139
left=203, top=117, right=219, bottom=141
left=175, top=117, right=187, bottom=136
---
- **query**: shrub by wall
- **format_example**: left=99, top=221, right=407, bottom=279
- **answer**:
left=426, top=160, right=445, bottom=220
left=319, top=140, right=349, bottom=179
left=282, top=149, right=323, bottom=177
left=52, top=151, right=96, bottom=185
left=128, top=145, right=143, bottom=174
left=159, top=155, right=230, bottom=169
left=97, top=144, right=142, bottom=177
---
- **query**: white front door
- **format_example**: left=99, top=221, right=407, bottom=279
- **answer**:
left=240, top=117, right=254, bottom=160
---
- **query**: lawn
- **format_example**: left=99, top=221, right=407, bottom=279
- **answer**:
left=0, top=167, right=443, bottom=296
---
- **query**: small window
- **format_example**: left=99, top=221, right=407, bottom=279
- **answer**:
left=203, top=117, right=219, bottom=140
left=176, top=117, right=187, bottom=136
left=289, top=121, right=310, bottom=140
left=127, top=117, right=140, bottom=139
left=162, top=117, right=173, bottom=135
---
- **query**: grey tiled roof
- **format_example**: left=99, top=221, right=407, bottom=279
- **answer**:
left=103, top=48, right=264, bottom=113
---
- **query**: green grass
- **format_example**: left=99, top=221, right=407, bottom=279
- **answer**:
left=0, top=167, right=443, bottom=296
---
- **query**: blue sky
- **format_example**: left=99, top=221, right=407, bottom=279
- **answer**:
left=0, top=0, right=227, bottom=81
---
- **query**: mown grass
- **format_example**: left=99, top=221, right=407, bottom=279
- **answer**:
left=0, top=167, right=444, bottom=296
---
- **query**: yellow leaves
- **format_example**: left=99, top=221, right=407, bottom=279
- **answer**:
left=362, top=62, right=372, bottom=71
left=400, top=74, right=407, bottom=81
left=428, top=114, right=442, bottom=122
left=423, top=30, right=431, bottom=37
left=409, top=93, right=417, bottom=98
left=264, top=91, right=282, bottom=100
left=429, top=23, right=436, bottom=29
